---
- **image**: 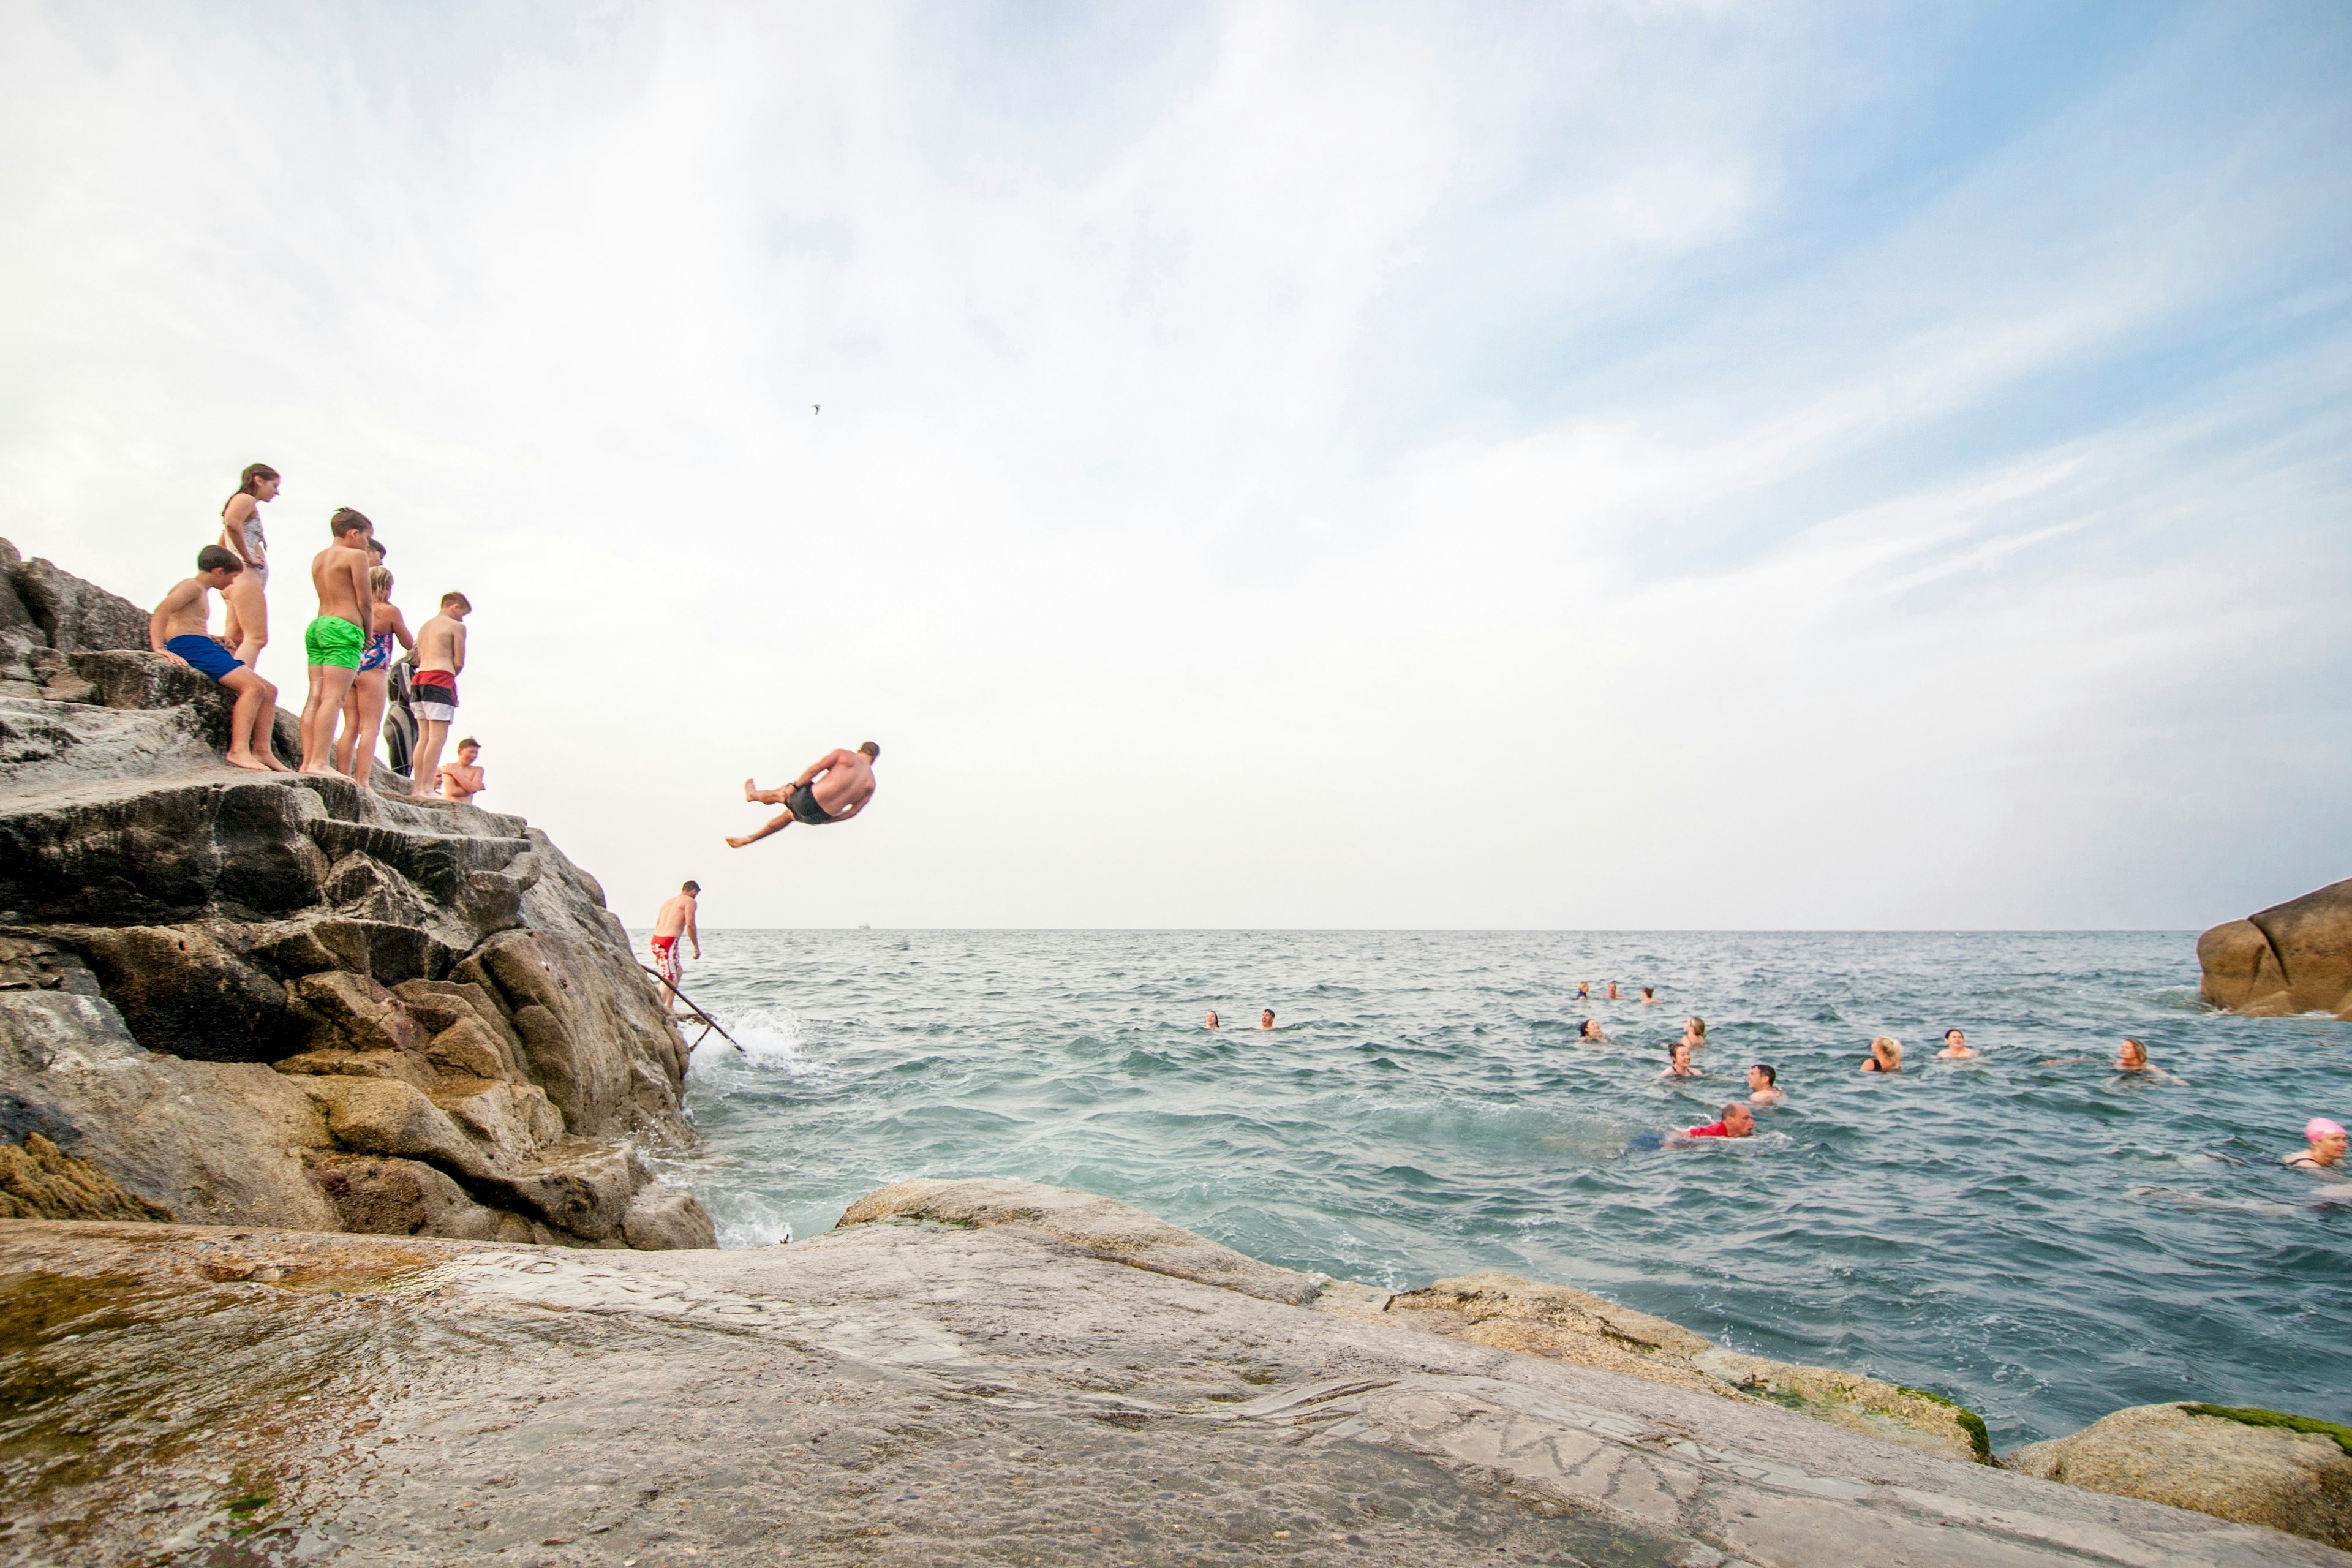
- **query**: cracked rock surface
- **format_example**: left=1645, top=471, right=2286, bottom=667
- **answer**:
left=0, top=540, right=710, bottom=1250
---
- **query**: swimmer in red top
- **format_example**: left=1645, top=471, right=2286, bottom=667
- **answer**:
left=1676, top=1104, right=1755, bottom=1142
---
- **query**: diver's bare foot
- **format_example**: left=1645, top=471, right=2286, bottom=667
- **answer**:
left=725, top=835, right=750, bottom=848
left=223, top=752, right=272, bottom=772
left=743, top=778, right=759, bottom=801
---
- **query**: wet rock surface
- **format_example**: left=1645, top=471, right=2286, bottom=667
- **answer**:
left=2, top=1215, right=2338, bottom=1568
left=0, top=542, right=709, bottom=1250
left=2198, top=878, right=2352, bottom=1018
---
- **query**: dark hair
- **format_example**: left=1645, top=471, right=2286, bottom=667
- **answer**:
left=1641, top=986, right=1654, bottom=997
left=1945, top=1028, right=1964, bottom=1039
left=367, top=537, right=387, bottom=557
left=1752, top=1063, right=1776, bottom=1085
left=1580, top=1019, right=1596, bottom=1033
left=455, top=737, right=479, bottom=751
left=682, top=880, right=700, bottom=894
left=859, top=741, right=880, bottom=759
left=328, top=507, right=372, bottom=539
left=195, top=545, right=243, bottom=575
left=232, top=462, right=278, bottom=502
left=440, top=591, right=472, bottom=612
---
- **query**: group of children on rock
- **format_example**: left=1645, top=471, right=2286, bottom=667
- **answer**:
left=146, top=462, right=484, bottom=803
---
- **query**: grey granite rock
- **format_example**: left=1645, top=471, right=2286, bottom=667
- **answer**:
left=0, top=541, right=711, bottom=1250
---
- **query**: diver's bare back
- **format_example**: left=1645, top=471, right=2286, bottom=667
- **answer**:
left=807, top=748, right=875, bottom=815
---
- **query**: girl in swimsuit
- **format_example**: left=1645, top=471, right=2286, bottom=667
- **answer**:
left=217, top=462, right=279, bottom=667
left=1860, top=1036, right=1902, bottom=1073
left=336, top=564, right=416, bottom=789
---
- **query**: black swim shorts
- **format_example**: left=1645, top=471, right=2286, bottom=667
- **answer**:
left=788, top=783, right=837, bottom=826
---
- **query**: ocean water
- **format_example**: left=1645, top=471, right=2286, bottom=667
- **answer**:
left=647, top=929, right=2352, bottom=1449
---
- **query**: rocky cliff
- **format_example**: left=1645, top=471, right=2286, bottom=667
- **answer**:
left=0, top=540, right=713, bottom=1249
left=2199, top=879, right=2352, bottom=1019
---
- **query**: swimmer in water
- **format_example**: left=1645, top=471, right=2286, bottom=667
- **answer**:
left=1937, top=1028, right=1978, bottom=1060
left=1675, top=1103, right=1754, bottom=1142
left=1260, top=1009, right=1275, bottom=1030
left=2113, top=1037, right=2187, bottom=1084
left=1204, top=1010, right=1219, bottom=1030
left=1659, top=1041, right=1698, bottom=1079
left=1579, top=1018, right=1611, bottom=1044
left=1640, top=986, right=1656, bottom=1005
left=1607, top=981, right=1619, bottom=1001
left=1860, top=1036, right=1902, bottom=1074
left=1681, top=1016, right=1707, bottom=1051
left=1747, top=1063, right=1783, bottom=1106
left=1577, top=981, right=1591, bottom=1001
left=2285, top=1118, right=2347, bottom=1175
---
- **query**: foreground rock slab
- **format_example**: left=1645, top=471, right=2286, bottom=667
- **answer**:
left=4, top=1219, right=2339, bottom=1568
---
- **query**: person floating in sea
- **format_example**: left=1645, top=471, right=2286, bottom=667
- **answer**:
left=1259, top=1009, right=1275, bottom=1030
left=409, top=591, right=472, bottom=798
left=1576, top=981, right=1591, bottom=1001
left=217, top=462, right=278, bottom=669
left=650, top=880, right=701, bottom=1017
left=149, top=545, right=286, bottom=772
left=1747, top=1063, right=1784, bottom=1106
left=2112, top=1038, right=2185, bottom=1084
left=297, top=508, right=375, bottom=777
left=1578, top=1019, right=1610, bottom=1044
left=1659, top=1041, right=1698, bottom=1079
left=2285, top=1118, right=2345, bottom=1175
left=336, top=560, right=415, bottom=788
left=1204, top=1010, right=1219, bottom=1030
left=1606, top=981, right=1619, bottom=1001
left=729, top=742, right=880, bottom=848
left=1640, top=986, right=1656, bottom=1005
left=1860, top=1036, right=1902, bottom=1074
left=1937, top=1028, right=1978, bottom=1060
left=1676, top=1103, right=1754, bottom=1142
left=1680, top=1016, right=1707, bottom=1051
left=439, top=737, right=486, bottom=803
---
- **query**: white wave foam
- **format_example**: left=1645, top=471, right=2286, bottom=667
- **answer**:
left=690, top=1005, right=824, bottom=1078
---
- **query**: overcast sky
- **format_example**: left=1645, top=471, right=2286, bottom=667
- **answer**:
left=4, top=2, right=2345, bottom=930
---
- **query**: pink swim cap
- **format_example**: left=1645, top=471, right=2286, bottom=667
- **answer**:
left=2309, top=1118, right=2347, bottom=1142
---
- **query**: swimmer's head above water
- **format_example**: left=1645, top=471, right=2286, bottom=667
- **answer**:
left=1260, top=1009, right=1275, bottom=1030
left=1939, top=1028, right=1977, bottom=1059
left=1683, top=1103, right=1754, bottom=1140
left=2116, top=1038, right=2148, bottom=1070
left=1579, top=1018, right=1608, bottom=1042
left=1204, top=1010, right=1219, bottom=1030
left=2297, top=1118, right=2348, bottom=1169
left=1861, top=1036, right=1902, bottom=1073
left=1747, top=1063, right=1782, bottom=1102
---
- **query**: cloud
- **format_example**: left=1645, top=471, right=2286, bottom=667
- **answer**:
left=2, top=2, right=2345, bottom=929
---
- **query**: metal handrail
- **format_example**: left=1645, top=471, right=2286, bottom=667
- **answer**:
left=639, top=963, right=748, bottom=1055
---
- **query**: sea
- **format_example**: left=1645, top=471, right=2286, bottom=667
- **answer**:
left=641, top=929, right=2352, bottom=1450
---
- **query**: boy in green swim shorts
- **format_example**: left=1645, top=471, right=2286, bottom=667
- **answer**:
left=298, top=507, right=376, bottom=777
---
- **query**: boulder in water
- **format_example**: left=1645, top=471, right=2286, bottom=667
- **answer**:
left=2199, top=878, right=2352, bottom=1018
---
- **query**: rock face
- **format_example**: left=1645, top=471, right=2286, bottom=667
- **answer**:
left=4, top=1216, right=2334, bottom=1568
left=845, top=1178, right=1990, bottom=1463
left=2199, top=879, right=2352, bottom=1018
left=2008, top=1402, right=2352, bottom=1549
left=0, top=541, right=712, bottom=1249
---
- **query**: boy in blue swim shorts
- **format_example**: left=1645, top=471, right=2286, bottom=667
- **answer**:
left=149, top=545, right=286, bottom=772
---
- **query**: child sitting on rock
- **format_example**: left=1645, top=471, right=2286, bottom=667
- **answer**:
left=149, top=545, right=287, bottom=772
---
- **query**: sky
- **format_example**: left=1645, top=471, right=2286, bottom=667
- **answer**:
left=2, top=1, right=2345, bottom=930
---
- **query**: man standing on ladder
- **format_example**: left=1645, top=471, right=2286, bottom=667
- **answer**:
left=650, top=880, right=701, bottom=1018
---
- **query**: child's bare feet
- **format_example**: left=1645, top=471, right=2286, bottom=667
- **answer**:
left=300, top=763, right=353, bottom=780
left=224, top=751, right=272, bottom=772
left=262, top=753, right=295, bottom=773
